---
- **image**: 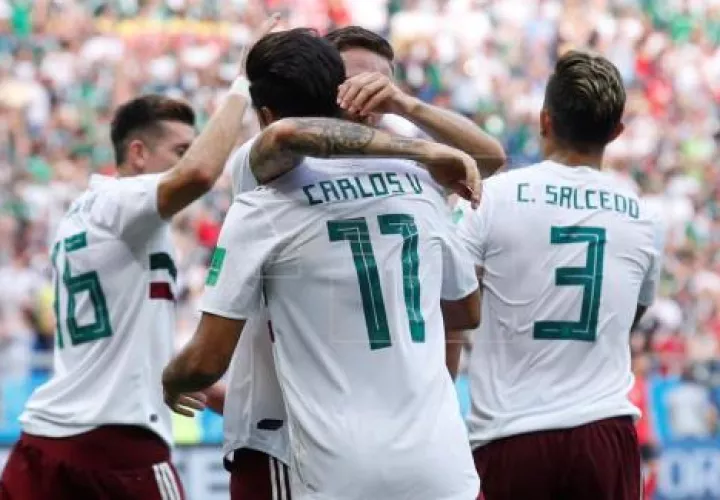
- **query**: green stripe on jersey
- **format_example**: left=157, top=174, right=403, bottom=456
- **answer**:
left=150, top=252, right=178, bottom=281
left=64, top=232, right=87, bottom=252
left=206, top=247, right=227, bottom=286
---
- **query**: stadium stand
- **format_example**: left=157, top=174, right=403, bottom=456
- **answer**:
left=0, top=1, right=719, bottom=498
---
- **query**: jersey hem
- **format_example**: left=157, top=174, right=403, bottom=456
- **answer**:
left=441, top=282, right=480, bottom=302
left=469, top=406, right=640, bottom=449
left=222, top=440, right=290, bottom=465
left=198, top=305, right=253, bottom=321
left=20, top=419, right=174, bottom=449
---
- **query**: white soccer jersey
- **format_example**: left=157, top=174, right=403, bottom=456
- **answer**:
left=21, top=174, right=177, bottom=447
left=456, top=161, right=664, bottom=449
left=221, top=138, right=290, bottom=463
left=202, top=159, right=480, bottom=500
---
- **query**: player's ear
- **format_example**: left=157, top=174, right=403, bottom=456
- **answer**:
left=257, top=107, right=275, bottom=128
left=539, top=108, right=551, bottom=138
left=126, top=139, right=148, bottom=174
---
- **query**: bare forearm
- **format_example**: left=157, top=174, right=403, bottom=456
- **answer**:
left=164, top=370, right=218, bottom=396
left=397, top=96, right=506, bottom=178
left=250, top=118, right=433, bottom=184
left=158, top=94, right=247, bottom=218
left=162, top=353, right=224, bottom=396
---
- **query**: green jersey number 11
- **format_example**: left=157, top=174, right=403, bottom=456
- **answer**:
left=328, top=213, right=425, bottom=350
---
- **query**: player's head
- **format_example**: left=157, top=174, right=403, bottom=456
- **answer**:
left=111, top=95, right=196, bottom=176
left=246, top=28, right=345, bottom=127
left=324, top=26, right=394, bottom=79
left=540, top=50, right=626, bottom=157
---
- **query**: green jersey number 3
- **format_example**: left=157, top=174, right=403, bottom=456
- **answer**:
left=51, top=232, right=112, bottom=348
left=533, top=226, right=606, bottom=342
left=328, top=214, right=424, bottom=350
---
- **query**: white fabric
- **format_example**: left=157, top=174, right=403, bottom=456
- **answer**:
left=202, top=158, right=479, bottom=500
left=456, top=161, right=665, bottom=448
left=22, top=174, right=177, bottom=447
left=221, top=137, right=290, bottom=463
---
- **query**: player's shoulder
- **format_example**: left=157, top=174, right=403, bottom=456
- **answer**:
left=222, top=187, right=295, bottom=246
left=589, top=168, right=640, bottom=197
left=227, top=136, right=258, bottom=171
left=227, top=135, right=260, bottom=196
left=588, top=169, right=659, bottom=223
left=89, top=172, right=161, bottom=196
left=455, top=165, right=530, bottom=211
left=480, top=162, right=547, bottom=192
left=83, top=173, right=162, bottom=228
left=460, top=161, right=577, bottom=215
left=231, top=184, right=289, bottom=220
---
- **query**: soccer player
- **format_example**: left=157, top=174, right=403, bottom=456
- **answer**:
left=162, top=29, right=483, bottom=500
left=209, top=26, right=504, bottom=500
left=324, top=26, right=505, bottom=378
left=326, top=26, right=505, bottom=179
left=455, top=50, right=665, bottom=500
left=0, top=86, right=251, bottom=499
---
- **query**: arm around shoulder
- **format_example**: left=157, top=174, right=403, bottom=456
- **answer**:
left=248, top=119, right=306, bottom=184
left=396, top=96, right=506, bottom=178
left=248, top=117, right=432, bottom=184
left=249, top=116, right=480, bottom=206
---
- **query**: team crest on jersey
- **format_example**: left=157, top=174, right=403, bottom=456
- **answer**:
left=206, top=247, right=227, bottom=286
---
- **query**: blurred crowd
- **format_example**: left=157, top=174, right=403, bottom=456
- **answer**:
left=1, top=0, right=720, bottom=448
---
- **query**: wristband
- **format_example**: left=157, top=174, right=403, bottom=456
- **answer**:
left=228, top=76, right=250, bottom=99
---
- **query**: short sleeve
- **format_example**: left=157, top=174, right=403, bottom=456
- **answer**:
left=226, top=137, right=258, bottom=196
left=440, top=219, right=479, bottom=301
left=199, top=195, right=280, bottom=320
left=96, top=174, right=164, bottom=243
left=638, top=219, right=666, bottom=306
left=455, top=187, right=494, bottom=267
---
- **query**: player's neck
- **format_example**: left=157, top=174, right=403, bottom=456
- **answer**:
left=115, top=165, right=133, bottom=177
left=547, top=150, right=604, bottom=170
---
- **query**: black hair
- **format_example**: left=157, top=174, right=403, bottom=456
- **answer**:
left=110, top=95, right=195, bottom=165
left=324, top=25, right=394, bottom=62
left=544, top=50, right=626, bottom=153
left=246, top=28, right=345, bottom=119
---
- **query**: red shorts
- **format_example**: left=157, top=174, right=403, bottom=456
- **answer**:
left=474, top=416, right=641, bottom=500
left=226, top=448, right=291, bottom=500
left=0, top=426, right=185, bottom=500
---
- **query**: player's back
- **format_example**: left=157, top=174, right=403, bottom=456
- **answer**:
left=222, top=139, right=290, bottom=463
left=21, top=174, right=177, bottom=446
left=457, top=161, right=662, bottom=446
left=224, top=160, right=478, bottom=499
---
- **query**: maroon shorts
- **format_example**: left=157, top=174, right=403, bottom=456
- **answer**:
left=0, top=426, right=185, bottom=500
left=474, top=416, right=641, bottom=500
left=226, top=448, right=291, bottom=500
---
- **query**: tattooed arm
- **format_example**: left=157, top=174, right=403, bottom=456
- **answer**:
left=249, top=118, right=478, bottom=201
left=250, top=117, right=429, bottom=183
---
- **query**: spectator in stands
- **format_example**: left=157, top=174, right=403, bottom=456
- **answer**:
left=666, top=366, right=719, bottom=439
left=0, top=3, right=718, bottom=488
